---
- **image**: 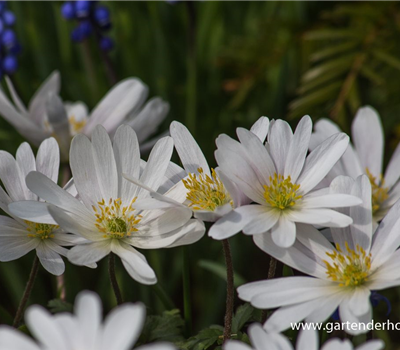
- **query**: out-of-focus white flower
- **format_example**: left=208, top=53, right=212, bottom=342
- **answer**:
left=239, top=175, right=400, bottom=335
left=10, top=125, right=204, bottom=284
left=0, top=137, right=82, bottom=275
left=209, top=115, right=361, bottom=247
left=224, top=323, right=384, bottom=350
left=0, top=291, right=176, bottom=350
left=0, top=71, right=169, bottom=159
left=310, top=106, right=400, bottom=224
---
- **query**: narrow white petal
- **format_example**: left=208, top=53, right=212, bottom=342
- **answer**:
left=352, top=106, right=383, bottom=178
left=384, top=140, right=400, bottom=189
left=242, top=208, right=279, bottom=235
left=268, top=119, right=293, bottom=175
left=0, top=326, right=41, bottom=350
left=296, top=329, right=318, bottom=350
left=170, top=121, right=210, bottom=176
left=9, top=201, right=58, bottom=225
left=301, top=194, right=362, bottom=209
left=70, top=134, right=103, bottom=207
left=284, top=115, right=312, bottom=183
left=113, top=125, right=141, bottom=204
left=68, top=241, right=111, bottom=266
left=36, top=137, right=60, bottom=184
left=249, top=116, right=270, bottom=142
left=298, top=133, right=349, bottom=194
left=0, top=236, right=38, bottom=261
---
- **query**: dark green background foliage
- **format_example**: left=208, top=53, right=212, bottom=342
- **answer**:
left=1, top=1, right=400, bottom=348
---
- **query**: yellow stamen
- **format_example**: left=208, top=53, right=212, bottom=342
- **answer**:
left=183, top=168, right=233, bottom=211
left=26, top=221, right=58, bottom=240
left=93, top=198, right=141, bottom=239
left=323, top=242, right=371, bottom=288
left=69, top=115, right=87, bottom=134
left=263, top=173, right=302, bottom=210
left=365, top=168, right=389, bottom=215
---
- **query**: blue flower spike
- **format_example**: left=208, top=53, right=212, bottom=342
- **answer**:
left=61, top=1, right=114, bottom=52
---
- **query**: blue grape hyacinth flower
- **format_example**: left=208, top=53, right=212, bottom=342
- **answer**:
left=0, top=1, right=21, bottom=78
left=61, top=1, right=114, bottom=52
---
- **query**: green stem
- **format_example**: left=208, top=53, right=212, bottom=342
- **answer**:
left=222, top=239, right=234, bottom=342
left=182, top=246, right=192, bottom=336
left=109, top=253, right=123, bottom=305
left=185, top=1, right=197, bottom=136
left=13, top=256, right=39, bottom=328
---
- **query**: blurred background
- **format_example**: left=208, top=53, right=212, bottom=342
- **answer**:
left=1, top=1, right=400, bottom=348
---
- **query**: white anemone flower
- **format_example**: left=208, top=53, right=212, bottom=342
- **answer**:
left=310, top=106, right=400, bottom=224
left=10, top=125, right=204, bottom=284
left=238, top=175, right=400, bottom=335
left=164, top=119, right=269, bottom=222
left=0, top=71, right=169, bottom=160
left=209, top=115, right=361, bottom=247
left=0, top=137, right=81, bottom=275
left=0, top=291, right=176, bottom=350
left=224, top=323, right=384, bottom=350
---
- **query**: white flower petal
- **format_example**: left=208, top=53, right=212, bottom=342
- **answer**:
left=25, top=305, right=69, bottom=350
left=348, top=287, right=371, bottom=317
left=74, top=291, right=102, bottom=349
left=0, top=151, right=27, bottom=202
left=384, top=140, right=400, bottom=189
left=271, top=217, right=296, bottom=248
left=113, top=125, right=141, bottom=205
left=209, top=205, right=264, bottom=240
left=268, top=119, right=293, bottom=175
left=284, top=115, right=312, bottom=183
left=236, top=127, right=276, bottom=184
left=9, top=200, right=58, bottom=225
left=15, top=142, right=37, bottom=201
left=355, top=340, right=385, bottom=350
left=339, top=297, right=372, bottom=335
left=70, top=134, right=103, bottom=208
left=249, top=116, right=270, bottom=142
left=128, top=97, right=169, bottom=143
left=91, top=125, right=118, bottom=201
left=0, top=236, right=38, bottom=261
left=84, top=78, right=148, bottom=135
left=253, top=230, right=328, bottom=279
left=301, top=194, right=362, bottom=209
left=223, top=340, right=253, bottom=350
left=36, top=137, right=60, bottom=184
left=296, top=329, right=318, bottom=350
left=68, top=241, right=111, bottom=266
left=0, top=326, right=41, bottom=350
left=36, top=242, right=65, bottom=276
left=100, top=303, right=145, bottom=350
left=242, top=208, right=279, bottom=235
left=352, top=106, right=383, bottom=179
left=298, top=133, right=349, bottom=194
left=138, top=137, right=174, bottom=195
left=111, top=240, right=157, bottom=284
left=170, top=121, right=210, bottom=176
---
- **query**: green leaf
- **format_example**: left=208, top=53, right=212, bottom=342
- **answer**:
left=310, top=41, right=358, bottom=62
left=139, top=309, right=185, bottom=344
left=177, top=325, right=224, bottom=350
left=198, top=260, right=246, bottom=287
left=231, top=303, right=256, bottom=333
left=372, top=50, right=400, bottom=72
left=301, top=54, right=354, bottom=83
left=47, top=299, right=73, bottom=314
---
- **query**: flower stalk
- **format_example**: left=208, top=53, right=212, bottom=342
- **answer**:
left=108, top=252, right=123, bottom=305
left=222, top=239, right=234, bottom=342
left=13, top=256, right=40, bottom=328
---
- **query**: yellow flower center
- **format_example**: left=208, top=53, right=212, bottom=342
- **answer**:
left=263, top=173, right=302, bottom=210
left=365, top=168, right=389, bottom=215
left=26, top=221, right=59, bottom=239
left=182, top=168, right=233, bottom=211
left=93, top=198, right=141, bottom=239
left=69, top=115, right=87, bottom=134
left=324, top=242, right=371, bottom=288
